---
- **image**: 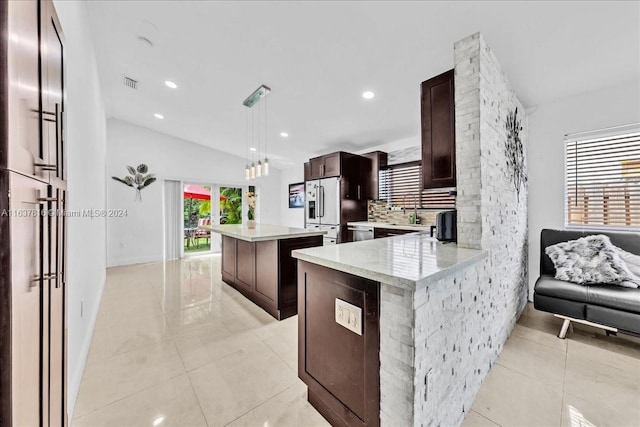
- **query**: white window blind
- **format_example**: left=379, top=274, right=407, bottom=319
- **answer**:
left=565, top=127, right=640, bottom=230
left=379, top=161, right=455, bottom=209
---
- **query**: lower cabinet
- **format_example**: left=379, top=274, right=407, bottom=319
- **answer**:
left=297, top=261, right=380, bottom=427
left=221, top=235, right=322, bottom=320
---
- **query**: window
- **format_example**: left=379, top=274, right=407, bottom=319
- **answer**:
left=565, top=126, right=640, bottom=230
left=379, top=161, right=455, bottom=209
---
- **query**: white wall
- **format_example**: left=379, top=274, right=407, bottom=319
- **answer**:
left=53, top=0, right=108, bottom=418
left=527, top=80, right=640, bottom=299
left=106, top=119, right=281, bottom=266
left=280, top=167, right=305, bottom=227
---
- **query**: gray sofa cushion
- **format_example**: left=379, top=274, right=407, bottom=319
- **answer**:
left=535, top=275, right=587, bottom=303
left=540, top=229, right=640, bottom=276
left=544, top=234, right=639, bottom=287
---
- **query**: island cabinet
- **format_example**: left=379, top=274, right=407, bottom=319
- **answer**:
left=421, top=69, right=456, bottom=189
left=297, top=261, right=380, bottom=427
left=221, top=234, right=323, bottom=320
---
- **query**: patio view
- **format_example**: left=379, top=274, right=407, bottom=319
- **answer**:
left=183, top=185, right=249, bottom=253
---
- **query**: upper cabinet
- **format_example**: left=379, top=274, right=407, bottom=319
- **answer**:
left=421, top=69, right=455, bottom=189
left=362, top=151, right=387, bottom=200
left=309, top=152, right=341, bottom=179
left=5, top=0, right=65, bottom=183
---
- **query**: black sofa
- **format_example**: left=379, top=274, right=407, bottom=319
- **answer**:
left=533, top=229, right=640, bottom=338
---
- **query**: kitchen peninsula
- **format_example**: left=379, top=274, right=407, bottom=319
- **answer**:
left=208, top=224, right=325, bottom=320
left=292, top=233, right=488, bottom=427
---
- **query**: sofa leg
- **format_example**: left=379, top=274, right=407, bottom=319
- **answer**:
left=558, top=318, right=571, bottom=339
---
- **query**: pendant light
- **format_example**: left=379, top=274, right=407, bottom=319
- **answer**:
left=242, top=85, right=271, bottom=180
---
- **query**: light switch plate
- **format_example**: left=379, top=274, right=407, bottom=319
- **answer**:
left=335, top=298, right=362, bottom=335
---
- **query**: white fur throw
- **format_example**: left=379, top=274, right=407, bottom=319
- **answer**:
left=545, top=235, right=640, bottom=288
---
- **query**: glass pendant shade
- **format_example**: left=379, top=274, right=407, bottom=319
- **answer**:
left=250, top=162, right=256, bottom=179
left=256, top=160, right=262, bottom=177
left=263, top=158, right=269, bottom=176
left=245, top=164, right=250, bottom=180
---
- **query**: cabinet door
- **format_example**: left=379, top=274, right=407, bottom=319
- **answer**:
left=6, top=0, right=48, bottom=180
left=221, top=236, right=236, bottom=281
left=309, top=157, right=324, bottom=179
left=49, top=187, right=65, bottom=427
left=254, top=241, right=278, bottom=304
left=41, top=0, right=65, bottom=182
left=235, top=240, right=255, bottom=294
left=421, top=69, right=455, bottom=189
left=303, top=162, right=311, bottom=182
left=9, top=172, right=48, bottom=427
left=322, top=153, right=341, bottom=177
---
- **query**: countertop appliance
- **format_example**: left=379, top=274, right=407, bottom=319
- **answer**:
left=305, top=177, right=340, bottom=245
left=347, top=224, right=374, bottom=241
left=432, top=210, right=457, bottom=242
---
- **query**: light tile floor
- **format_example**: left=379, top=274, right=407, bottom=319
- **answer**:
left=72, top=255, right=640, bottom=427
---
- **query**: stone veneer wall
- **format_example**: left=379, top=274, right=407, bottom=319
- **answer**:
left=379, top=33, right=529, bottom=427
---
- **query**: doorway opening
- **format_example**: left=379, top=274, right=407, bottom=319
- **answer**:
left=183, top=184, right=212, bottom=254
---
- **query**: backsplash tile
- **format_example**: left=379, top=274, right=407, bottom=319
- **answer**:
left=368, top=200, right=444, bottom=226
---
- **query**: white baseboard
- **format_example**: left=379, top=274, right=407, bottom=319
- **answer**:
left=107, top=254, right=163, bottom=267
left=67, top=275, right=105, bottom=419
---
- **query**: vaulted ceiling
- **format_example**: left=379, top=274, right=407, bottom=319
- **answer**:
left=87, top=1, right=640, bottom=169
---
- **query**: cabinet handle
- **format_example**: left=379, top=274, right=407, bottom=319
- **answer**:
left=35, top=163, right=57, bottom=171
left=357, top=184, right=361, bottom=200
left=37, top=197, right=58, bottom=202
left=32, top=273, right=57, bottom=282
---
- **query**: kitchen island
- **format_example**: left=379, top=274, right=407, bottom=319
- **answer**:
left=292, top=233, right=488, bottom=427
left=207, top=224, right=325, bottom=320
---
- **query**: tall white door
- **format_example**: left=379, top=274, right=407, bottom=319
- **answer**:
left=163, top=180, right=182, bottom=260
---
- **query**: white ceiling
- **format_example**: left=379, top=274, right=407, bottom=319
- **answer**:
left=86, top=1, right=640, bottom=169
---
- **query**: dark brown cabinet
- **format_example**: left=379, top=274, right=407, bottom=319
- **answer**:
left=421, top=69, right=456, bottom=189
left=308, top=152, right=342, bottom=179
left=221, top=235, right=323, bottom=319
left=304, top=162, right=311, bottom=181
left=362, top=151, right=387, bottom=200
left=1, top=0, right=67, bottom=425
left=298, top=261, right=380, bottom=427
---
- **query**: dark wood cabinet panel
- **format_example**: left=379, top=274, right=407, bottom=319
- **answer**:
left=373, top=228, right=415, bottom=239
left=308, top=152, right=346, bottom=180
left=304, top=162, right=311, bottom=181
left=298, top=261, right=380, bottom=427
left=255, top=240, right=278, bottom=303
left=322, top=153, right=341, bottom=177
left=421, top=69, right=455, bottom=189
left=235, top=240, right=255, bottom=293
left=221, top=235, right=236, bottom=282
left=362, top=151, right=387, bottom=200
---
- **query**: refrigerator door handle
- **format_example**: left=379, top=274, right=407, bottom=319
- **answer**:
left=319, top=186, right=325, bottom=218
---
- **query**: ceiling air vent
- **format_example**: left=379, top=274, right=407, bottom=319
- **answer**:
left=123, top=76, right=139, bottom=90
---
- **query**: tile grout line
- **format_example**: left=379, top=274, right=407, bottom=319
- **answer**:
left=222, top=382, right=300, bottom=427
left=174, top=339, right=211, bottom=427
left=558, top=339, right=569, bottom=427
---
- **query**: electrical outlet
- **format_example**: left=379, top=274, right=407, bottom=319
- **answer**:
left=335, top=298, right=362, bottom=335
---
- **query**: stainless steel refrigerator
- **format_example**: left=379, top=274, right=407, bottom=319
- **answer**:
left=305, top=177, right=341, bottom=245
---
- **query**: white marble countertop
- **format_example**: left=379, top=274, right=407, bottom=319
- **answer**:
left=205, top=224, right=326, bottom=242
left=347, top=221, right=433, bottom=232
left=292, top=233, right=487, bottom=290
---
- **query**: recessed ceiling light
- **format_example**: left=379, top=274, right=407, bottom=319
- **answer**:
left=362, top=91, right=375, bottom=99
left=280, top=132, right=289, bottom=138
left=250, top=147, right=257, bottom=152
left=154, top=113, right=164, bottom=119
left=165, top=81, right=177, bottom=89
